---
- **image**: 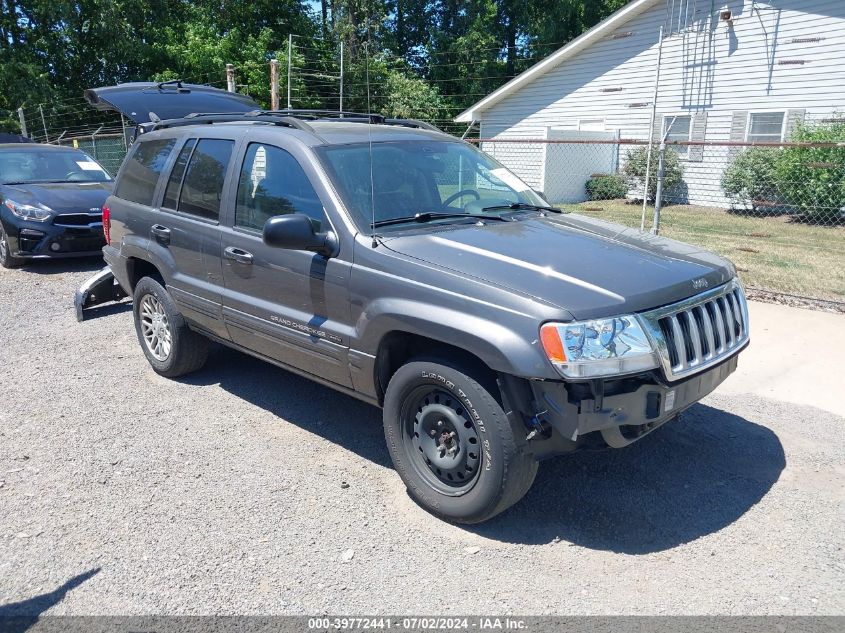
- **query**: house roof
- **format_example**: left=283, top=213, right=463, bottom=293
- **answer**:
left=454, top=0, right=661, bottom=123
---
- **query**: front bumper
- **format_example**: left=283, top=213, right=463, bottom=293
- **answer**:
left=1, top=213, right=106, bottom=259
left=523, top=348, right=744, bottom=457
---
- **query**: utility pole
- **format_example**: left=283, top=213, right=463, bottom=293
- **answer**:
left=339, top=41, right=344, bottom=112
left=640, top=25, right=664, bottom=232
left=226, top=64, right=236, bottom=93
left=17, top=107, right=27, bottom=137
left=287, top=34, right=293, bottom=109
left=652, top=143, right=667, bottom=235
left=39, top=105, right=49, bottom=143
left=270, top=59, right=280, bottom=111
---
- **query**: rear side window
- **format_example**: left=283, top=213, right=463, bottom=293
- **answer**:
left=162, top=139, right=196, bottom=210
left=176, top=139, right=234, bottom=221
left=115, top=138, right=176, bottom=205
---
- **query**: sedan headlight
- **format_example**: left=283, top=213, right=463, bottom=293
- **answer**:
left=540, top=315, right=659, bottom=379
left=4, top=199, right=52, bottom=222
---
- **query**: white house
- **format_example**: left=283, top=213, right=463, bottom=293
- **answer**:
left=455, top=0, right=845, bottom=206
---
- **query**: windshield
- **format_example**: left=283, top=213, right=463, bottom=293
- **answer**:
left=0, top=148, right=112, bottom=185
left=316, top=140, right=548, bottom=230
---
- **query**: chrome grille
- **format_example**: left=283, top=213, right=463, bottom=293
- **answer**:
left=642, top=281, right=749, bottom=381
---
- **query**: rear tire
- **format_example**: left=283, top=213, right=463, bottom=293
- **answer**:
left=133, top=276, right=209, bottom=377
left=0, top=224, right=24, bottom=269
left=383, top=358, right=538, bottom=524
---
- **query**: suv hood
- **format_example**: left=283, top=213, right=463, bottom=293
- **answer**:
left=381, top=213, right=735, bottom=319
left=84, top=82, right=259, bottom=124
left=1, top=181, right=112, bottom=213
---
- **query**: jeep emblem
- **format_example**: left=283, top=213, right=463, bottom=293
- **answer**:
left=692, top=277, right=709, bottom=290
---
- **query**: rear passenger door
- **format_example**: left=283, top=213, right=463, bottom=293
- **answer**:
left=219, top=140, right=352, bottom=388
left=152, top=136, right=236, bottom=339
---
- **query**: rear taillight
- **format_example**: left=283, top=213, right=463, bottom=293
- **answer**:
left=102, top=204, right=111, bottom=245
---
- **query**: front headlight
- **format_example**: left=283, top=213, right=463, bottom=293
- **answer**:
left=540, top=315, right=658, bottom=379
left=4, top=199, right=52, bottom=222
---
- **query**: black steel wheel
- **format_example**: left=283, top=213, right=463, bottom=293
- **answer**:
left=402, top=386, right=482, bottom=495
left=383, top=358, right=538, bottom=524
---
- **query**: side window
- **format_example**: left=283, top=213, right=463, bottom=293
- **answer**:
left=162, top=138, right=196, bottom=210
left=747, top=112, right=785, bottom=143
left=114, top=138, right=175, bottom=205
left=235, top=143, right=326, bottom=232
left=662, top=115, right=692, bottom=158
left=177, top=139, right=235, bottom=221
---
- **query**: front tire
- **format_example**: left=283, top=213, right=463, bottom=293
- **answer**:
left=383, top=358, right=538, bottom=524
left=0, top=224, right=23, bottom=269
left=133, top=276, right=209, bottom=377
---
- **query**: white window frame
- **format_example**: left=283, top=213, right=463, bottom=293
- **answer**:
left=745, top=110, right=787, bottom=143
left=662, top=113, right=692, bottom=159
left=578, top=118, right=606, bottom=132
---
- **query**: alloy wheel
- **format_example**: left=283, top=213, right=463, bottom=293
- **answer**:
left=139, top=294, right=172, bottom=361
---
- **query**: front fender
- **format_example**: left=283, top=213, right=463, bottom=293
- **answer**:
left=356, top=297, right=557, bottom=379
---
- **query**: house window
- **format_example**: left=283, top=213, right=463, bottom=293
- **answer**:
left=578, top=118, right=605, bottom=132
left=747, top=112, right=785, bottom=143
left=662, top=115, right=692, bottom=157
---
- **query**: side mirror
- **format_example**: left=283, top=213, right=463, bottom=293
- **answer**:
left=262, top=213, right=337, bottom=257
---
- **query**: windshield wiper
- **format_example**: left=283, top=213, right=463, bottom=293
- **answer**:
left=481, top=202, right=563, bottom=214
left=371, top=211, right=510, bottom=228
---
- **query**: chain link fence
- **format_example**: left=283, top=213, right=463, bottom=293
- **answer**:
left=476, top=137, right=844, bottom=307
left=54, top=131, right=129, bottom=176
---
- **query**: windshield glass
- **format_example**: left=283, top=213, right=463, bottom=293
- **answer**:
left=316, top=140, right=548, bottom=229
left=0, top=148, right=112, bottom=184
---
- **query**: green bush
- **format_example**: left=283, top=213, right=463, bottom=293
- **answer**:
left=585, top=173, right=628, bottom=200
left=721, top=147, right=783, bottom=211
left=774, top=117, right=845, bottom=221
left=622, top=145, right=684, bottom=203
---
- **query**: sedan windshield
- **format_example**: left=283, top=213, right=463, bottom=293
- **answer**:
left=316, top=140, right=549, bottom=230
left=0, top=148, right=112, bottom=185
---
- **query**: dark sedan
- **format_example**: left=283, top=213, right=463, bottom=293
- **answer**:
left=0, top=143, right=113, bottom=268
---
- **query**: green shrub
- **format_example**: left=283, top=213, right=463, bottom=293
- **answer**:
left=721, top=147, right=783, bottom=211
left=774, top=117, right=845, bottom=221
left=622, top=145, right=684, bottom=203
left=585, top=173, right=628, bottom=200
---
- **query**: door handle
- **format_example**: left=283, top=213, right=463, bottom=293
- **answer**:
left=150, top=224, right=171, bottom=244
left=224, top=246, right=254, bottom=265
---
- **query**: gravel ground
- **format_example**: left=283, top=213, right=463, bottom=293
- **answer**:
left=1, top=259, right=843, bottom=616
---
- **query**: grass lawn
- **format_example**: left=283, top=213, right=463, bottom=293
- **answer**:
left=557, top=200, right=845, bottom=303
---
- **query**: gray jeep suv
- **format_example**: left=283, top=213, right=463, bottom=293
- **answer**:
left=98, top=92, right=748, bottom=523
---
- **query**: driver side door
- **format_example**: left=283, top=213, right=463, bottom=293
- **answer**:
left=219, top=140, right=352, bottom=388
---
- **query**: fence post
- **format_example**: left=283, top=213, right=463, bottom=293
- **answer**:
left=120, top=114, right=128, bottom=150
left=91, top=125, right=104, bottom=160
left=39, top=105, right=49, bottom=143
left=226, top=64, right=236, bottom=92
left=270, top=59, right=280, bottom=110
left=651, top=142, right=667, bottom=235
left=17, top=107, right=27, bottom=137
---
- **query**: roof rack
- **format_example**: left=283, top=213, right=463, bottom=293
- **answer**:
left=143, top=109, right=444, bottom=136
left=148, top=111, right=316, bottom=133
